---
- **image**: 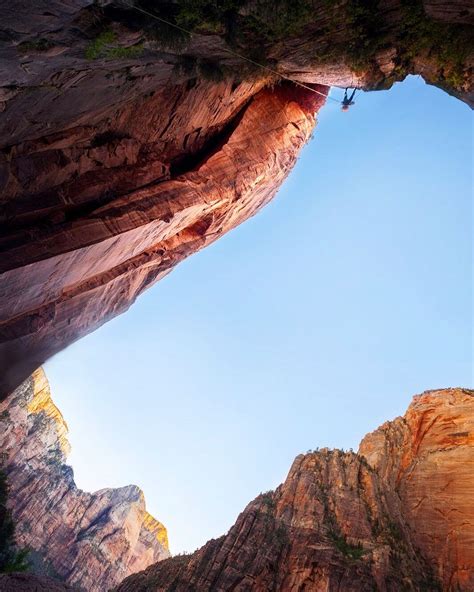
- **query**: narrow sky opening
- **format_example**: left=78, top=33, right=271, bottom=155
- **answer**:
left=46, top=76, right=473, bottom=554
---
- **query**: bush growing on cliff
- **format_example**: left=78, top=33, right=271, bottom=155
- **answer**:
left=101, top=0, right=473, bottom=92
left=85, top=29, right=144, bottom=60
left=0, top=470, right=29, bottom=573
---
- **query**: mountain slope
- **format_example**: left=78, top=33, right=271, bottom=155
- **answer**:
left=0, top=368, right=170, bottom=592
left=116, top=388, right=473, bottom=592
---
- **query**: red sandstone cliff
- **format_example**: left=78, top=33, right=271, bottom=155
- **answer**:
left=0, top=0, right=472, bottom=396
left=359, top=388, right=474, bottom=591
left=116, top=388, right=473, bottom=592
left=0, top=368, right=170, bottom=592
left=0, top=80, right=327, bottom=396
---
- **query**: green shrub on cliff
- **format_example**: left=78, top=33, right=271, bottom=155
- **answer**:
left=118, top=0, right=472, bottom=91
left=0, top=470, right=29, bottom=573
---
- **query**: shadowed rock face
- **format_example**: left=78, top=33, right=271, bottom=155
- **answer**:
left=0, top=573, right=76, bottom=592
left=116, top=388, right=473, bottom=592
left=0, top=368, right=169, bottom=592
left=0, top=0, right=472, bottom=396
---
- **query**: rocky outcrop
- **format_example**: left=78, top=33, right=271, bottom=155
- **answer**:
left=1, top=0, right=473, bottom=396
left=0, top=368, right=169, bottom=592
left=359, top=388, right=474, bottom=591
left=0, top=573, right=76, bottom=592
left=0, top=79, right=326, bottom=397
left=116, top=388, right=473, bottom=592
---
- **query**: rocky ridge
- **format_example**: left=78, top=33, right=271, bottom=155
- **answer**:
left=116, top=388, right=473, bottom=592
left=0, top=368, right=170, bottom=592
left=359, top=388, right=474, bottom=591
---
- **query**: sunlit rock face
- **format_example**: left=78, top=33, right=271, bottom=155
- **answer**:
left=116, top=452, right=437, bottom=592
left=0, top=77, right=327, bottom=397
left=117, top=388, right=473, bottom=592
left=359, top=388, right=474, bottom=591
left=1, top=0, right=473, bottom=397
left=0, top=368, right=169, bottom=592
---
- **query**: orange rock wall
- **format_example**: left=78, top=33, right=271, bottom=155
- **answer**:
left=117, top=388, right=473, bottom=592
left=359, top=388, right=474, bottom=591
left=0, top=83, right=327, bottom=396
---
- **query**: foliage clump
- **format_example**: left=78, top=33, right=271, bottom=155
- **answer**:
left=0, top=470, right=29, bottom=573
left=85, top=29, right=144, bottom=60
left=17, top=38, right=54, bottom=54
left=329, top=530, right=365, bottom=560
left=102, top=0, right=472, bottom=90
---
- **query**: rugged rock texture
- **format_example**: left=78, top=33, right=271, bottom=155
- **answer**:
left=0, top=368, right=170, bottom=592
left=0, top=0, right=473, bottom=396
left=0, top=573, right=76, bottom=592
left=359, top=388, right=474, bottom=592
left=0, top=78, right=326, bottom=397
left=117, top=388, right=473, bottom=592
left=116, top=451, right=438, bottom=592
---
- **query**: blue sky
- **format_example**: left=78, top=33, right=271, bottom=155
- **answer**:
left=46, top=76, right=472, bottom=554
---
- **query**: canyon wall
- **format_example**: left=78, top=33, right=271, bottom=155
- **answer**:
left=359, top=388, right=474, bottom=591
left=0, top=368, right=170, bottom=591
left=0, top=79, right=327, bottom=397
left=117, top=388, right=473, bottom=592
left=1, top=0, right=473, bottom=396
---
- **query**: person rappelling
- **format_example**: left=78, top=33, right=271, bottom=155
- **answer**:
left=341, top=88, right=357, bottom=111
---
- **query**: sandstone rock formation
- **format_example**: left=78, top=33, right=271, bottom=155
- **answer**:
left=0, top=368, right=170, bottom=592
left=116, top=388, right=473, bottom=592
left=1, top=0, right=473, bottom=396
left=0, top=79, right=327, bottom=397
left=359, top=388, right=474, bottom=591
left=0, top=573, right=76, bottom=592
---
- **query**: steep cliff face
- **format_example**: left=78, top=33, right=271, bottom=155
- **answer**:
left=0, top=78, right=327, bottom=396
left=359, top=388, right=474, bottom=592
left=116, top=450, right=438, bottom=592
left=117, top=388, right=473, bottom=592
left=0, top=368, right=169, bottom=592
left=1, top=0, right=473, bottom=396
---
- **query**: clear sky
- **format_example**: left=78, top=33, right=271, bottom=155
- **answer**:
left=45, top=76, right=472, bottom=555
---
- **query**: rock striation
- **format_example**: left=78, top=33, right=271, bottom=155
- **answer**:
left=359, top=388, right=474, bottom=591
left=0, top=368, right=170, bottom=592
left=0, top=78, right=327, bottom=397
left=117, top=388, right=473, bottom=592
left=0, top=0, right=473, bottom=396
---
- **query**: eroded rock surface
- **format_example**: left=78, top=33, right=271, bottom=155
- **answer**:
left=0, top=78, right=327, bottom=396
left=1, top=0, right=473, bottom=396
left=116, top=388, right=473, bottom=592
left=0, top=573, right=76, bottom=592
left=359, top=388, right=474, bottom=591
left=0, top=368, right=170, bottom=592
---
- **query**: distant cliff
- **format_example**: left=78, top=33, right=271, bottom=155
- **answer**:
left=0, top=368, right=169, bottom=592
left=117, top=388, right=473, bottom=592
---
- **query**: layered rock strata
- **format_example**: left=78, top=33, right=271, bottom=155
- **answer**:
left=359, top=388, right=474, bottom=591
left=0, top=79, right=327, bottom=396
left=1, top=0, right=473, bottom=396
left=117, top=388, right=473, bottom=592
left=0, top=368, right=170, bottom=592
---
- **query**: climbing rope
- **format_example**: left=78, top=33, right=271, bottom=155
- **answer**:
left=121, top=0, right=343, bottom=103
